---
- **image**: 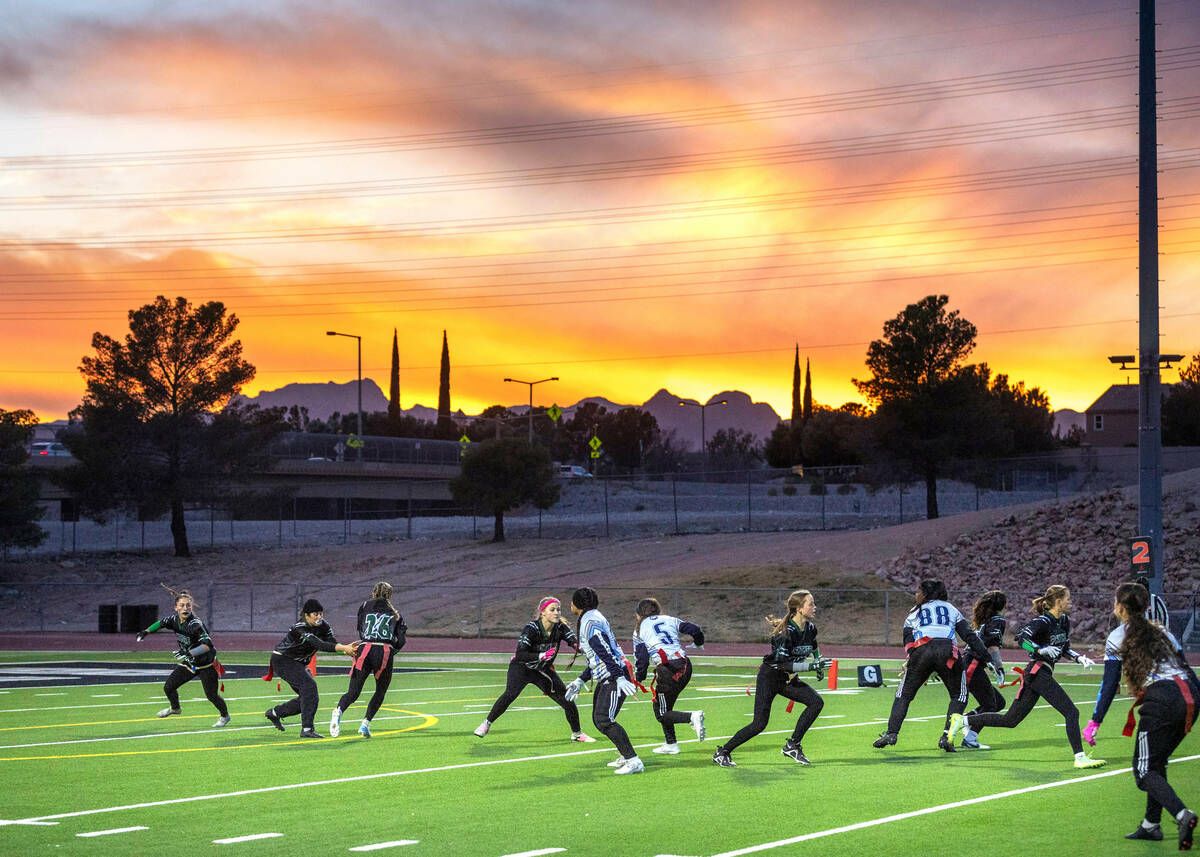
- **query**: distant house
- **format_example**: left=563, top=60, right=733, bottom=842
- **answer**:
left=1084, top=384, right=1138, bottom=447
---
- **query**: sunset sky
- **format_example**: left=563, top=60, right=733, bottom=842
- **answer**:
left=2, top=0, right=1198, bottom=424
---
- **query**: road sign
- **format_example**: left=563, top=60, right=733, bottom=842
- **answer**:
left=590, top=450, right=600, bottom=459
left=547, top=404, right=563, bottom=422
left=459, top=434, right=470, bottom=444
left=346, top=434, right=365, bottom=449
left=588, top=435, right=602, bottom=451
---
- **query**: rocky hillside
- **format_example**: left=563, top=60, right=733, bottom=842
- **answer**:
left=874, top=470, right=1200, bottom=642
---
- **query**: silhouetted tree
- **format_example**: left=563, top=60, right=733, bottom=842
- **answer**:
left=790, top=346, right=802, bottom=427
left=0, top=408, right=45, bottom=552
left=853, top=295, right=979, bottom=519
left=800, top=407, right=866, bottom=467
left=803, top=358, right=814, bottom=422
left=67, top=296, right=256, bottom=556
left=764, top=421, right=796, bottom=468
left=1163, top=352, right=1200, bottom=446
left=437, top=330, right=453, bottom=437
left=597, top=407, right=659, bottom=471
left=388, top=328, right=401, bottom=424
left=449, top=438, right=560, bottom=542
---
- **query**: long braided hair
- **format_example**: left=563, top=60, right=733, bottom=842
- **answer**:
left=371, top=581, right=400, bottom=620
left=1116, top=582, right=1178, bottom=692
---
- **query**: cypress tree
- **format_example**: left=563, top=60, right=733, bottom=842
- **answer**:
left=388, top=328, right=401, bottom=422
left=803, top=357, right=813, bottom=422
left=790, top=345, right=802, bottom=426
left=437, top=329, right=452, bottom=434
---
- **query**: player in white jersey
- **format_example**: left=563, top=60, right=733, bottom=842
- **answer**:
left=633, top=598, right=706, bottom=755
left=1084, top=583, right=1198, bottom=848
left=874, top=579, right=990, bottom=751
left=564, top=587, right=645, bottom=774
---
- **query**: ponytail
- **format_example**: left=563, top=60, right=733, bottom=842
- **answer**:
left=371, top=581, right=399, bottom=620
left=972, top=590, right=1006, bottom=629
left=766, top=590, right=810, bottom=636
left=1032, top=584, right=1068, bottom=615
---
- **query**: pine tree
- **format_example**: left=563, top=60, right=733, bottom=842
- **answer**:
left=437, top=329, right=452, bottom=435
left=803, top=358, right=814, bottom=422
left=388, top=328, right=401, bottom=423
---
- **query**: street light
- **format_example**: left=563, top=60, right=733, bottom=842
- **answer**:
left=504, top=377, right=558, bottom=444
left=679, top=398, right=727, bottom=471
left=326, top=330, right=362, bottom=458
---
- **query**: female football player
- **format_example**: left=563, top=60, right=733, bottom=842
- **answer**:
left=135, top=587, right=230, bottom=727
left=952, top=589, right=1008, bottom=750
left=1084, top=583, right=1197, bottom=848
left=633, top=597, right=705, bottom=755
left=873, top=579, right=990, bottom=752
left=564, top=587, right=643, bottom=774
left=712, top=589, right=829, bottom=768
left=330, top=582, right=407, bottom=739
left=264, top=598, right=359, bottom=739
left=950, top=584, right=1104, bottom=768
left=474, top=596, right=594, bottom=743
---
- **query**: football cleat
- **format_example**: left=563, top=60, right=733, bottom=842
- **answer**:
left=712, top=750, right=737, bottom=768
left=299, top=728, right=325, bottom=739
left=691, top=710, right=707, bottom=741
left=1125, top=824, right=1163, bottom=842
left=570, top=731, right=596, bottom=743
left=1179, top=809, right=1198, bottom=850
left=329, top=707, right=342, bottom=738
left=157, top=707, right=182, bottom=718
left=872, top=731, right=898, bottom=748
left=614, top=756, right=644, bottom=775
left=653, top=743, right=681, bottom=754
left=473, top=721, right=490, bottom=738
left=938, top=734, right=956, bottom=753
left=265, top=709, right=285, bottom=732
left=1073, top=752, right=1105, bottom=769
left=359, top=721, right=371, bottom=738
left=781, top=739, right=811, bottom=765
left=212, top=715, right=231, bottom=728
left=607, top=756, right=627, bottom=767
left=960, top=737, right=990, bottom=750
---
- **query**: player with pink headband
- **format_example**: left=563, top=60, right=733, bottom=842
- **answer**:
left=474, top=596, right=595, bottom=742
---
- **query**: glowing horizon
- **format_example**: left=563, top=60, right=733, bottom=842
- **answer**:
left=1, top=1, right=1197, bottom=425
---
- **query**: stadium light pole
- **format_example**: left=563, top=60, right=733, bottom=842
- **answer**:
left=326, top=330, right=363, bottom=459
left=679, top=398, right=727, bottom=471
left=504, top=376, right=558, bottom=444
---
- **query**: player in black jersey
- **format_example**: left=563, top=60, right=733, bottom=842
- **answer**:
left=474, top=596, right=595, bottom=743
left=950, top=584, right=1104, bottom=768
left=950, top=589, right=1008, bottom=750
left=712, top=589, right=831, bottom=768
left=264, top=599, right=359, bottom=739
left=135, top=587, right=230, bottom=727
left=330, top=582, right=407, bottom=739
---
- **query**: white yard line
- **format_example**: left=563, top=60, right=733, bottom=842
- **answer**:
left=214, top=833, right=283, bottom=844
left=348, top=841, right=419, bottom=852
left=499, top=850, right=565, bottom=857
left=707, top=755, right=1200, bottom=857
left=76, top=826, right=148, bottom=837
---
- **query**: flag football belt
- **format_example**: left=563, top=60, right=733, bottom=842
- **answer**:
left=905, top=636, right=959, bottom=668
left=1122, top=675, right=1196, bottom=737
left=351, top=642, right=393, bottom=680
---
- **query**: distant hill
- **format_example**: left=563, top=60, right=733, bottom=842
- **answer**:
left=238, top=380, right=782, bottom=448
left=1054, top=408, right=1084, bottom=438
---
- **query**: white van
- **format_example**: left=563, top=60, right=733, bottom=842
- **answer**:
left=558, top=464, right=593, bottom=479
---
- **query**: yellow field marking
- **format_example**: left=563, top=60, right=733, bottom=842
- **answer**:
left=0, top=713, right=220, bottom=732
left=0, top=710, right=436, bottom=762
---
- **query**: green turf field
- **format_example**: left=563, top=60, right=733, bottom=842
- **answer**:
left=0, top=652, right=1196, bottom=856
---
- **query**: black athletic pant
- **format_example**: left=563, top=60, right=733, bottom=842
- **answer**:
left=337, top=644, right=394, bottom=722
left=652, top=658, right=695, bottom=744
left=592, top=676, right=636, bottom=758
left=268, top=653, right=320, bottom=731
left=967, top=661, right=1083, bottom=753
left=163, top=664, right=228, bottom=716
left=942, top=657, right=1004, bottom=735
left=886, top=639, right=965, bottom=736
left=721, top=664, right=823, bottom=754
left=1132, top=679, right=1191, bottom=824
left=485, top=660, right=582, bottom=732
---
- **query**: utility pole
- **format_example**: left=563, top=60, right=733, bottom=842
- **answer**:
left=1137, top=0, right=1163, bottom=593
